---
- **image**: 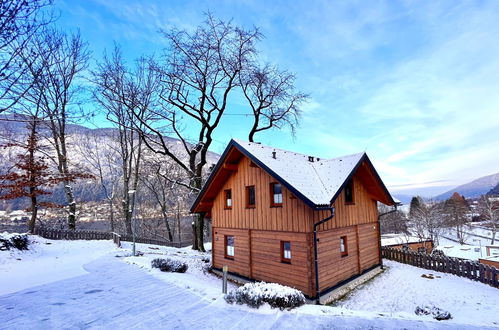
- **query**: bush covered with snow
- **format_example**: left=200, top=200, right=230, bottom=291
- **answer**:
left=415, top=305, right=452, bottom=321
left=151, top=258, right=188, bottom=273
left=225, top=282, right=305, bottom=310
left=0, top=233, right=29, bottom=251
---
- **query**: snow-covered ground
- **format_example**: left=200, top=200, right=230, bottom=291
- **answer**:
left=437, top=224, right=497, bottom=260
left=335, top=260, right=499, bottom=327
left=0, top=233, right=115, bottom=295
left=1, top=235, right=498, bottom=329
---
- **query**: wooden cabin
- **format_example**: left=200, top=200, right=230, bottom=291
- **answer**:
left=191, top=139, right=396, bottom=300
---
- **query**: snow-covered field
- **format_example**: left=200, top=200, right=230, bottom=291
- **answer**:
left=0, top=234, right=115, bottom=295
left=1, top=235, right=498, bottom=329
left=438, top=224, right=497, bottom=260
left=335, top=260, right=499, bottom=327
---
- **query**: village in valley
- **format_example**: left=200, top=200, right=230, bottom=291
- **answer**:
left=1, top=1, right=499, bottom=329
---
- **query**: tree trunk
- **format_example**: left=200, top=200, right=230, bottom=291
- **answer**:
left=192, top=217, right=198, bottom=250
left=28, top=196, right=37, bottom=234
left=64, top=183, right=77, bottom=229
left=196, top=213, right=205, bottom=252
left=161, top=206, right=173, bottom=241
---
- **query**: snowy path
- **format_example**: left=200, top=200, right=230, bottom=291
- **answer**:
left=0, top=255, right=493, bottom=329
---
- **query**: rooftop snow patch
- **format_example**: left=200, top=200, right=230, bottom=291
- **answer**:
left=232, top=139, right=365, bottom=206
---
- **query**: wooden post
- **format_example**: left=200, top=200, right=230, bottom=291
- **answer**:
left=222, top=265, right=228, bottom=294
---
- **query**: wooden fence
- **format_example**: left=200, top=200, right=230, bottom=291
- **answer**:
left=34, top=227, right=191, bottom=248
left=382, top=247, right=499, bottom=288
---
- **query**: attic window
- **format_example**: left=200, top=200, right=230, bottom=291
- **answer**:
left=344, top=179, right=354, bottom=204
left=270, top=183, right=282, bottom=207
left=246, top=185, right=256, bottom=208
left=224, top=189, right=232, bottom=209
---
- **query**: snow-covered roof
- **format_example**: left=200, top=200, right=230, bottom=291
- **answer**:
left=381, top=234, right=431, bottom=247
left=192, top=139, right=396, bottom=212
left=232, top=139, right=366, bottom=206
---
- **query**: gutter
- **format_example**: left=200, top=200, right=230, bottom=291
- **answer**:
left=313, top=206, right=335, bottom=303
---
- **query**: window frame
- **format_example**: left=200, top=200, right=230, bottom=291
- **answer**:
left=270, top=182, right=283, bottom=207
left=344, top=179, right=354, bottom=204
left=281, top=241, right=291, bottom=263
left=246, top=185, right=256, bottom=209
left=225, top=235, right=234, bottom=259
left=340, top=236, right=348, bottom=257
left=224, top=189, right=232, bottom=209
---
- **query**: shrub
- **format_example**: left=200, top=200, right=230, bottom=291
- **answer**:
left=0, top=233, right=29, bottom=251
left=415, top=305, right=452, bottom=321
left=151, top=258, right=188, bottom=273
left=225, top=282, right=306, bottom=310
left=10, top=234, right=29, bottom=250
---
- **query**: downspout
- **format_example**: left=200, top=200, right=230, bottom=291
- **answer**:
left=313, top=207, right=335, bottom=304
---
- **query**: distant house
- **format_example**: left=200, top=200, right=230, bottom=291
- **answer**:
left=191, top=139, right=396, bottom=301
left=381, top=234, right=433, bottom=253
left=486, top=245, right=499, bottom=257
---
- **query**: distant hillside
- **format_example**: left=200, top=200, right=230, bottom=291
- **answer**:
left=435, top=172, right=499, bottom=200
left=0, top=115, right=220, bottom=211
left=488, top=182, right=499, bottom=195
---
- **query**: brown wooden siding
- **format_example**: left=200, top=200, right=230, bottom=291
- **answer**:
left=211, top=156, right=313, bottom=232
left=250, top=230, right=313, bottom=295
left=312, top=175, right=379, bottom=231
left=212, top=228, right=251, bottom=277
left=358, top=222, right=381, bottom=271
left=316, top=226, right=359, bottom=291
left=315, top=223, right=381, bottom=291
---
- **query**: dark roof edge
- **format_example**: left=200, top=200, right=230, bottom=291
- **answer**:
left=190, top=139, right=320, bottom=213
left=189, top=140, right=236, bottom=213
left=329, top=153, right=396, bottom=206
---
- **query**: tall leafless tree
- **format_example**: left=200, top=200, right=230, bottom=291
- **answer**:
left=126, top=15, right=261, bottom=251
left=0, top=0, right=53, bottom=111
left=477, top=195, right=499, bottom=244
left=75, top=131, right=122, bottom=232
left=240, top=64, right=307, bottom=142
left=410, top=198, right=445, bottom=247
left=93, top=46, right=158, bottom=235
left=17, top=28, right=90, bottom=229
left=139, top=159, right=188, bottom=241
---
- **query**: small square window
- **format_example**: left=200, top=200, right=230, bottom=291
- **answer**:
left=225, top=235, right=234, bottom=258
left=281, top=241, right=291, bottom=263
left=246, top=186, right=256, bottom=208
left=224, top=189, right=232, bottom=209
left=340, top=236, right=348, bottom=257
left=271, top=183, right=283, bottom=207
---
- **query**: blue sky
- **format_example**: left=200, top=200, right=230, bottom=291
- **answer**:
left=54, top=0, right=499, bottom=196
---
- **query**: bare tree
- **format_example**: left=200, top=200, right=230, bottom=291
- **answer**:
left=75, top=131, right=121, bottom=231
left=126, top=15, right=260, bottom=251
left=240, top=64, right=307, bottom=142
left=0, top=0, right=53, bottom=111
left=410, top=198, right=445, bottom=247
left=477, top=195, right=499, bottom=244
left=139, top=158, right=191, bottom=241
left=18, top=28, right=91, bottom=229
left=93, top=46, right=158, bottom=235
left=378, top=204, right=408, bottom=234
